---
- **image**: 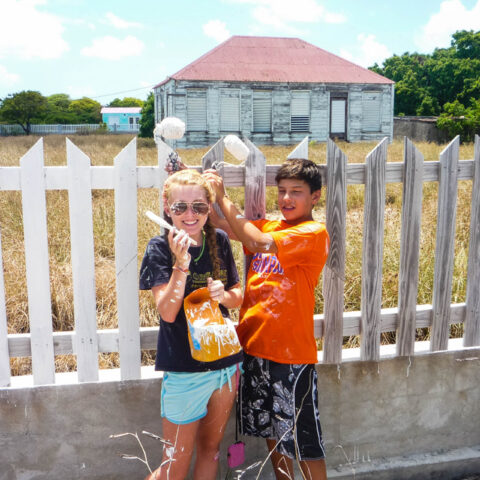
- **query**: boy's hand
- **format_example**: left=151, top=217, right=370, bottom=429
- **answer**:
left=207, top=277, right=225, bottom=304
left=203, top=170, right=227, bottom=201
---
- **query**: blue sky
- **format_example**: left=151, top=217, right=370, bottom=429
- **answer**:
left=1, top=0, right=480, bottom=105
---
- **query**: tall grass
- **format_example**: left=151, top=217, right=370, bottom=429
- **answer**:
left=0, top=134, right=474, bottom=374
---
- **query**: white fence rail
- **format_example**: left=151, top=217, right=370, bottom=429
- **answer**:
left=0, top=135, right=479, bottom=387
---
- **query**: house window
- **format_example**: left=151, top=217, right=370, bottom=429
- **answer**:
left=290, top=91, right=310, bottom=132
left=220, top=89, right=240, bottom=131
left=362, top=92, right=382, bottom=132
left=253, top=91, right=272, bottom=133
left=187, top=90, right=207, bottom=131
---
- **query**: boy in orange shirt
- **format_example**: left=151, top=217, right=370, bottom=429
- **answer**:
left=205, top=159, right=329, bottom=480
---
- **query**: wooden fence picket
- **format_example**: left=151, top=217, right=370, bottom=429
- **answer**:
left=287, top=136, right=309, bottom=160
left=67, top=139, right=99, bottom=382
left=431, top=136, right=460, bottom=351
left=397, top=138, right=424, bottom=356
left=20, top=138, right=55, bottom=385
left=323, top=138, right=347, bottom=364
left=464, top=135, right=480, bottom=347
left=360, top=137, right=388, bottom=361
left=114, top=139, right=141, bottom=380
left=202, top=137, right=225, bottom=219
left=0, top=228, right=10, bottom=387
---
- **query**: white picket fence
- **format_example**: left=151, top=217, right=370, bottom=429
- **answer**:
left=0, top=124, right=102, bottom=135
left=0, top=135, right=479, bottom=388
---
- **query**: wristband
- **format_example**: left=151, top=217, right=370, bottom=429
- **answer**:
left=172, top=265, right=189, bottom=275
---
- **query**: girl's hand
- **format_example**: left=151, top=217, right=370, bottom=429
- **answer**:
left=207, top=277, right=225, bottom=304
left=168, top=228, right=191, bottom=269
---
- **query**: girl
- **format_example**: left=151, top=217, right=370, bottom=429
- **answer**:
left=140, top=169, right=243, bottom=480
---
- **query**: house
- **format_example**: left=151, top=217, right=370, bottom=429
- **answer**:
left=100, top=107, right=141, bottom=132
left=153, top=36, right=394, bottom=147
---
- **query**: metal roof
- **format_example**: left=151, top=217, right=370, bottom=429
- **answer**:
left=100, top=107, right=142, bottom=114
left=156, top=36, right=393, bottom=87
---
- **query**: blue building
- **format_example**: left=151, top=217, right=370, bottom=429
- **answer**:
left=101, top=107, right=142, bottom=132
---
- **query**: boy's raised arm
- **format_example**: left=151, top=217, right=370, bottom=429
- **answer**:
left=204, top=170, right=277, bottom=254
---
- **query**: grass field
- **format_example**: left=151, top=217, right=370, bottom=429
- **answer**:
left=0, top=133, right=475, bottom=375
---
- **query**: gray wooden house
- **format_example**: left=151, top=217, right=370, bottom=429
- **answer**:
left=153, top=36, right=394, bottom=147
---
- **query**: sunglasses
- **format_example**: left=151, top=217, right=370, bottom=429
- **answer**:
left=169, top=201, right=209, bottom=216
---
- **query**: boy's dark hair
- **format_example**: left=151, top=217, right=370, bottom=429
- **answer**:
left=275, top=158, right=322, bottom=193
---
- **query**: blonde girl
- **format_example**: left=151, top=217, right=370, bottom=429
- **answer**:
left=140, top=170, right=243, bottom=480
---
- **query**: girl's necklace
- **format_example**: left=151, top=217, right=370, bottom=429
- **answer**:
left=193, top=232, right=205, bottom=263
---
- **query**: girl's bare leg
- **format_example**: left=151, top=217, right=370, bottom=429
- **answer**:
left=146, top=417, right=199, bottom=480
left=193, top=375, right=236, bottom=480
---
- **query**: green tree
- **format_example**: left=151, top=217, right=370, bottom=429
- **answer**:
left=108, top=97, right=144, bottom=107
left=0, top=90, right=47, bottom=134
left=45, top=93, right=76, bottom=124
left=68, top=97, right=102, bottom=123
left=139, top=92, right=154, bottom=138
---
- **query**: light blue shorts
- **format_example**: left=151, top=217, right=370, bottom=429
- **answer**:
left=161, top=363, right=241, bottom=425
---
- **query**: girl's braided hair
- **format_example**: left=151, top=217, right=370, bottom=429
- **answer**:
left=162, top=169, right=221, bottom=279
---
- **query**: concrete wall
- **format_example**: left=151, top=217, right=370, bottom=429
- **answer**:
left=1, top=347, right=479, bottom=480
left=393, top=116, right=450, bottom=143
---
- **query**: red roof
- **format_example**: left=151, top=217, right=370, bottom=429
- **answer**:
left=156, top=36, right=393, bottom=86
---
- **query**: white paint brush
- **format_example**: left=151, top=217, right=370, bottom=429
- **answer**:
left=145, top=211, right=198, bottom=246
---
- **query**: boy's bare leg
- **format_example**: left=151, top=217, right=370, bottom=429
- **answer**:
left=299, top=459, right=327, bottom=480
left=267, top=438, right=294, bottom=480
left=266, top=439, right=327, bottom=480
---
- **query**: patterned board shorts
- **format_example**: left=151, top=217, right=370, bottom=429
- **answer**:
left=238, top=353, right=326, bottom=461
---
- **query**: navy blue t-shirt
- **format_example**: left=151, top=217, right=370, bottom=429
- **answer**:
left=139, top=229, right=243, bottom=372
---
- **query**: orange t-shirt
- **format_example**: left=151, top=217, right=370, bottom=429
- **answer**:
left=237, top=219, right=329, bottom=364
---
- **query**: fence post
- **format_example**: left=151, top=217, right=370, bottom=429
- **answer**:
left=202, top=137, right=225, bottom=218
left=397, top=137, right=424, bottom=356
left=66, top=139, right=99, bottom=382
left=20, top=138, right=55, bottom=385
left=431, top=136, right=460, bottom=351
left=114, top=138, right=141, bottom=380
left=323, top=139, right=347, bottom=364
left=464, top=134, right=480, bottom=347
left=0, top=227, right=10, bottom=387
left=360, top=138, right=388, bottom=361
left=243, top=137, right=266, bottom=221
left=155, top=138, right=176, bottom=225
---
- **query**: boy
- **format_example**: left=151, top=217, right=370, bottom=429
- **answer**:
left=204, top=159, right=329, bottom=480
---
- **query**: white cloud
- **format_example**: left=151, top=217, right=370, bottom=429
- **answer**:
left=0, top=64, right=20, bottom=86
left=0, top=0, right=69, bottom=59
left=340, top=34, right=392, bottom=68
left=227, top=0, right=346, bottom=32
left=203, top=20, right=231, bottom=43
left=416, top=0, right=480, bottom=52
left=104, top=12, right=143, bottom=29
left=81, top=35, right=144, bottom=60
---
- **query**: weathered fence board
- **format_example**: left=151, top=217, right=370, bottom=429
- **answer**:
left=243, top=138, right=266, bottom=222
left=0, top=228, right=9, bottom=387
left=114, top=139, right=141, bottom=380
left=202, top=137, right=225, bottom=219
left=0, top=160, right=476, bottom=192
left=360, top=137, right=388, bottom=361
left=20, top=139, right=55, bottom=385
left=67, top=139, right=99, bottom=382
left=287, top=135, right=309, bottom=160
left=431, top=136, right=460, bottom=351
left=464, top=135, right=480, bottom=347
left=7, top=303, right=469, bottom=359
left=323, top=138, right=347, bottom=364
left=397, top=138, right=424, bottom=356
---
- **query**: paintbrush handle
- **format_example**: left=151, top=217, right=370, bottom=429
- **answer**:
left=145, top=211, right=198, bottom=246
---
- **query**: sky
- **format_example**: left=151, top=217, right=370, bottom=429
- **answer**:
left=1, top=0, right=480, bottom=105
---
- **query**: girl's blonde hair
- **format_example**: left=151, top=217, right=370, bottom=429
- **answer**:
left=162, top=169, right=221, bottom=279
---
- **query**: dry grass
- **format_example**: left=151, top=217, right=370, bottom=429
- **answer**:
left=0, top=134, right=474, bottom=375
